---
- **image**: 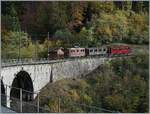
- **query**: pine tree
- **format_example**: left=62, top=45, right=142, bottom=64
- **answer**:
left=9, top=5, right=21, bottom=31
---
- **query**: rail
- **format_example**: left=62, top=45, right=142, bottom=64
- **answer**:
left=1, top=54, right=134, bottom=67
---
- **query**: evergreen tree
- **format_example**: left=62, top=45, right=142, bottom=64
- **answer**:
left=9, top=5, right=21, bottom=31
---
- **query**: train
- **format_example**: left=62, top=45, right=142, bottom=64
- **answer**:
left=48, top=45, right=132, bottom=60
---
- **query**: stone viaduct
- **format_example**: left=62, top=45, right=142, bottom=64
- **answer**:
left=1, top=57, right=106, bottom=108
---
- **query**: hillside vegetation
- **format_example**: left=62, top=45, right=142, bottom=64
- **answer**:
left=38, top=49, right=148, bottom=113
left=1, top=1, right=149, bottom=59
left=1, top=1, right=149, bottom=112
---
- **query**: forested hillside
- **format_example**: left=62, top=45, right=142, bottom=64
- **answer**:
left=1, top=1, right=149, bottom=113
left=38, top=49, right=148, bottom=113
left=1, top=1, right=149, bottom=59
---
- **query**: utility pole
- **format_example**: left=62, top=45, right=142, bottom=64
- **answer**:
left=19, top=32, right=21, bottom=61
left=48, top=32, right=49, bottom=59
left=13, top=15, right=21, bottom=61
left=35, top=34, right=37, bottom=61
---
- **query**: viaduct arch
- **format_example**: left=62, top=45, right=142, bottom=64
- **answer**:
left=10, top=70, right=34, bottom=101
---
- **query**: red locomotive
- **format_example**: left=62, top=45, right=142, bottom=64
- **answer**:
left=107, top=45, right=131, bottom=56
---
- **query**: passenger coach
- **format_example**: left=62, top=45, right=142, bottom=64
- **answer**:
left=85, top=47, right=107, bottom=56
left=65, top=47, right=86, bottom=57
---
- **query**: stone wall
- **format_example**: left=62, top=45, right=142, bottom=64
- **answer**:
left=52, top=57, right=105, bottom=81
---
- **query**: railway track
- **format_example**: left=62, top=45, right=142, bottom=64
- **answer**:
left=1, top=54, right=134, bottom=68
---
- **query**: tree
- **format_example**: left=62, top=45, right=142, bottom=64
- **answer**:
left=77, top=27, right=95, bottom=47
left=1, top=4, right=21, bottom=32
left=68, top=2, right=88, bottom=32
left=90, top=1, right=114, bottom=15
left=127, top=12, right=148, bottom=44
left=132, top=1, right=143, bottom=13
left=54, top=29, right=73, bottom=47
left=2, top=31, right=31, bottom=59
left=9, top=5, right=21, bottom=31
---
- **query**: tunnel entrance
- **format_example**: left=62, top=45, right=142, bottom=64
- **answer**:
left=10, top=71, right=35, bottom=112
left=10, top=71, right=34, bottom=101
left=1, top=79, right=6, bottom=106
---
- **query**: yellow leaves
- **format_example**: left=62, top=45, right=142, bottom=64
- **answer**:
left=1, top=30, right=10, bottom=45
left=44, top=39, right=64, bottom=48
left=81, top=94, right=93, bottom=105
left=129, top=13, right=148, bottom=34
left=71, top=3, right=85, bottom=28
left=104, top=94, right=124, bottom=111
left=56, top=40, right=63, bottom=47
left=104, top=26, right=112, bottom=38
left=78, top=79, right=89, bottom=91
left=68, top=89, right=80, bottom=102
left=74, top=8, right=83, bottom=20
left=96, top=10, right=134, bottom=41
left=48, top=98, right=59, bottom=112
left=91, top=1, right=114, bottom=13
left=133, top=14, right=145, bottom=26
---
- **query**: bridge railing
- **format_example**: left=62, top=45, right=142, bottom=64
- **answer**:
left=2, top=55, right=133, bottom=67
left=1, top=58, right=50, bottom=66
left=1, top=56, right=107, bottom=67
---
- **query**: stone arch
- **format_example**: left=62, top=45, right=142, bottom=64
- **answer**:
left=10, top=70, right=34, bottom=102
left=1, top=79, right=5, bottom=94
left=1, top=79, right=6, bottom=106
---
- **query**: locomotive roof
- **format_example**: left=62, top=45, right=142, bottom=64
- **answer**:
left=107, top=45, right=130, bottom=49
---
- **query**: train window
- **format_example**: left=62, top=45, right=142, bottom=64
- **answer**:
left=90, top=50, right=93, bottom=52
left=94, top=49, right=97, bottom=52
left=99, top=49, right=101, bottom=51
left=82, top=50, right=85, bottom=52
left=77, top=50, right=79, bottom=52
left=71, top=50, right=75, bottom=52
left=103, top=49, right=106, bottom=51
